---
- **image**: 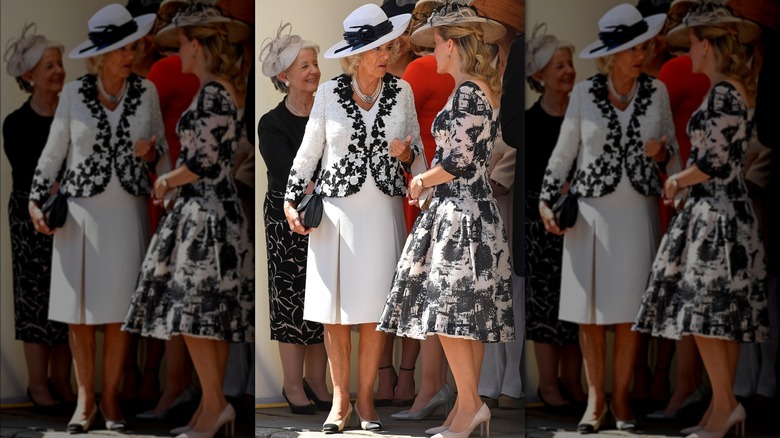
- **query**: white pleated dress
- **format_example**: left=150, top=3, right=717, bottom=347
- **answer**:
left=303, top=103, right=407, bottom=325
left=48, top=103, right=151, bottom=325
left=558, top=107, right=661, bottom=325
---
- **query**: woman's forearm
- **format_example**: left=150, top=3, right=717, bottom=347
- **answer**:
left=671, top=164, right=710, bottom=188
left=417, top=164, right=454, bottom=188
left=162, top=164, right=200, bottom=188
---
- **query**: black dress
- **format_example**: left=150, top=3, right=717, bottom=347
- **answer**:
left=524, top=99, right=579, bottom=345
left=2, top=99, right=68, bottom=345
left=257, top=98, right=323, bottom=345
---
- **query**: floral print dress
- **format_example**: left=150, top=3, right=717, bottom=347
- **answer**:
left=123, top=82, right=254, bottom=342
left=378, top=82, right=515, bottom=343
left=633, top=82, right=769, bottom=342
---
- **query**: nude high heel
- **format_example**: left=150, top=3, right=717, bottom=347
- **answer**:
left=685, top=404, right=746, bottom=438
left=432, top=402, right=491, bottom=438
left=175, top=403, right=235, bottom=438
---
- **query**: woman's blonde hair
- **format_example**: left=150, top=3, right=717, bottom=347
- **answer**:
left=339, top=40, right=401, bottom=77
left=436, top=24, right=502, bottom=98
left=183, top=24, right=246, bottom=95
left=693, top=24, right=757, bottom=97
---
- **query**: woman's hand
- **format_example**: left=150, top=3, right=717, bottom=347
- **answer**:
left=389, top=136, right=413, bottom=164
left=663, top=175, right=680, bottom=201
left=284, top=200, right=312, bottom=235
left=539, top=200, right=565, bottom=236
left=28, top=201, right=54, bottom=235
left=153, top=174, right=170, bottom=201
left=644, top=135, right=668, bottom=162
left=134, top=135, right=158, bottom=162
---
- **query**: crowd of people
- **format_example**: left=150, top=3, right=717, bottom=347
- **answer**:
left=2, top=0, right=778, bottom=437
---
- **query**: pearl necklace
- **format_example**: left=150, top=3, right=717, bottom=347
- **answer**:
left=351, top=76, right=382, bottom=104
left=607, top=76, right=637, bottom=105
left=97, top=76, right=127, bottom=104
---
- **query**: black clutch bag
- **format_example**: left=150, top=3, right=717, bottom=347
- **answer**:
left=296, top=194, right=323, bottom=228
left=41, top=193, right=68, bottom=229
left=552, top=193, right=578, bottom=229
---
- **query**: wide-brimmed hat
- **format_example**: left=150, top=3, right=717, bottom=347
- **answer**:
left=665, top=3, right=761, bottom=47
left=324, top=3, right=411, bottom=59
left=70, top=3, right=155, bottom=59
left=4, top=22, right=62, bottom=78
left=155, top=3, right=250, bottom=47
left=410, top=2, right=506, bottom=48
left=259, top=22, right=303, bottom=77
left=580, top=3, right=666, bottom=59
left=525, top=22, right=570, bottom=78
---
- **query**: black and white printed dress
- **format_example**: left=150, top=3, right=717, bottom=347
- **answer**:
left=633, top=82, right=769, bottom=342
left=123, top=82, right=254, bottom=342
left=378, top=82, right=515, bottom=343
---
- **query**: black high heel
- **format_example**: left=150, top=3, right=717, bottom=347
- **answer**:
left=374, top=365, right=396, bottom=407
left=537, top=388, right=573, bottom=415
left=282, top=387, right=317, bottom=415
left=303, top=379, right=332, bottom=411
left=26, top=388, right=65, bottom=415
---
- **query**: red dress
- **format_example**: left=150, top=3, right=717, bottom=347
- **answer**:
left=657, top=55, right=710, bottom=231
left=146, top=55, right=200, bottom=230
left=401, top=55, right=455, bottom=232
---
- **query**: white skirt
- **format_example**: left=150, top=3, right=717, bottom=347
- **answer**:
left=49, top=174, right=150, bottom=325
left=303, top=175, right=406, bottom=325
left=559, top=172, right=660, bottom=325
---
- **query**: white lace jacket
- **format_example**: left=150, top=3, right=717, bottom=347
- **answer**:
left=29, top=74, right=168, bottom=202
left=540, top=73, right=677, bottom=201
left=284, top=74, right=423, bottom=202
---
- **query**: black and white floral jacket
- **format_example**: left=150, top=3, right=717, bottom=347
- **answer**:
left=284, top=73, right=422, bottom=203
left=540, top=73, right=676, bottom=202
left=29, top=74, right=168, bottom=203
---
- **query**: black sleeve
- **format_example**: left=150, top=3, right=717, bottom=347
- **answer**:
left=502, top=36, right=525, bottom=276
left=245, top=62, right=255, bottom=146
left=756, top=30, right=778, bottom=149
left=501, top=37, right=523, bottom=149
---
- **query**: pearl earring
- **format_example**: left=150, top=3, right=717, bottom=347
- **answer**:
left=284, top=81, right=290, bottom=87
left=540, top=80, right=545, bottom=87
left=29, top=80, right=35, bottom=87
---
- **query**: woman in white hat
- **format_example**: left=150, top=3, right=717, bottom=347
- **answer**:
left=537, top=3, right=676, bottom=433
left=282, top=3, right=421, bottom=432
left=25, top=3, right=167, bottom=432
left=633, top=4, right=767, bottom=437
left=122, top=4, right=252, bottom=437
left=377, top=4, right=513, bottom=437
left=523, top=23, right=586, bottom=414
left=257, top=23, right=332, bottom=416
left=2, top=22, right=75, bottom=413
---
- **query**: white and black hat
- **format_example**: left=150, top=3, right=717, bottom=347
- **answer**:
left=580, top=3, right=666, bottom=59
left=324, top=3, right=411, bottom=59
left=70, top=3, right=155, bottom=59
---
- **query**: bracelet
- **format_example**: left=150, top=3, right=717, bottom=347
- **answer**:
left=400, top=149, right=413, bottom=163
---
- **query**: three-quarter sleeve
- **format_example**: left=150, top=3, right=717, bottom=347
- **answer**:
left=437, top=85, right=492, bottom=177
left=539, top=84, right=582, bottom=202
left=181, top=85, right=231, bottom=178
left=691, top=84, right=744, bottom=179
left=29, top=83, right=73, bottom=202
